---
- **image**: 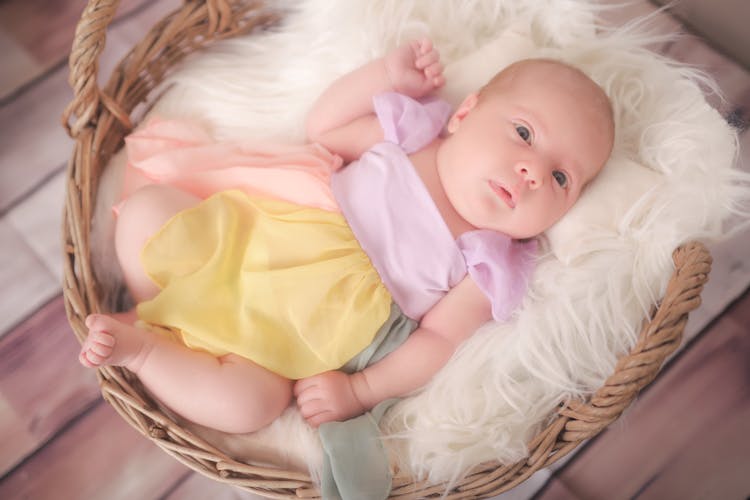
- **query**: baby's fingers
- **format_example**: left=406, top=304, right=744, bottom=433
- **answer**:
left=431, top=73, right=446, bottom=89
left=296, top=393, right=337, bottom=427
left=415, top=48, right=439, bottom=71
left=298, top=398, right=329, bottom=419
left=424, top=61, right=444, bottom=78
left=293, top=378, right=316, bottom=398
left=417, top=37, right=433, bottom=55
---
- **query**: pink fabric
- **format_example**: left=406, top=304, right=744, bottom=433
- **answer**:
left=117, top=118, right=343, bottom=214
left=333, top=93, right=536, bottom=321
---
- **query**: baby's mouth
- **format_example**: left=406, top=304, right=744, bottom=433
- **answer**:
left=489, top=180, right=516, bottom=209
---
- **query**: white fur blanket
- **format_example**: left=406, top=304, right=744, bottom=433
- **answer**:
left=91, top=0, right=750, bottom=489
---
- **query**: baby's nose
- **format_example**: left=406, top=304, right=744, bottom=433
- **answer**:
left=514, top=162, right=543, bottom=189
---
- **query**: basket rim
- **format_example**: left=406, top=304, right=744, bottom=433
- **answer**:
left=61, top=0, right=713, bottom=498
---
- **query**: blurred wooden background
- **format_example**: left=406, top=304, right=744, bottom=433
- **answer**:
left=0, top=1, right=748, bottom=499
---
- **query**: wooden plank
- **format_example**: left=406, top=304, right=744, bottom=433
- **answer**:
left=0, top=0, right=182, bottom=214
left=0, top=28, right=41, bottom=98
left=0, top=0, right=152, bottom=95
left=0, top=295, right=100, bottom=475
left=0, top=219, right=59, bottom=337
left=5, top=170, right=66, bottom=279
left=0, top=401, right=189, bottom=499
left=0, top=61, right=74, bottom=213
left=638, top=400, right=750, bottom=500
left=534, top=478, right=581, bottom=500
left=548, top=291, right=750, bottom=499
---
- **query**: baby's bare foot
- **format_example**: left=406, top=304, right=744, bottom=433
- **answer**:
left=78, top=326, right=115, bottom=367
left=79, top=314, right=151, bottom=370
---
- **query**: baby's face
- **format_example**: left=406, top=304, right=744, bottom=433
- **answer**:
left=436, top=60, right=614, bottom=239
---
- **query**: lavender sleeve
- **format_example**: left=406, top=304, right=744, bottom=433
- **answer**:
left=457, top=231, right=538, bottom=322
left=373, top=92, right=452, bottom=154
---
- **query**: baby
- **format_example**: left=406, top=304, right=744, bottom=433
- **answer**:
left=79, top=39, right=614, bottom=433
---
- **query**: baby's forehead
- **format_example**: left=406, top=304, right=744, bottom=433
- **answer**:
left=493, top=59, right=599, bottom=96
left=488, top=59, right=613, bottom=126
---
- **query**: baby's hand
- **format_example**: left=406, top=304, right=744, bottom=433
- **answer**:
left=384, top=38, right=445, bottom=98
left=294, top=371, right=365, bottom=427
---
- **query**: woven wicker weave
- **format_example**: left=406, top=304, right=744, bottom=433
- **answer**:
left=61, top=0, right=712, bottom=498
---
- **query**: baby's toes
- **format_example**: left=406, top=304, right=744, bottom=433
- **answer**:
left=85, top=313, right=118, bottom=332
left=79, top=328, right=116, bottom=367
left=90, top=336, right=114, bottom=358
left=79, top=348, right=102, bottom=367
left=91, top=328, right=115, bottom=347
left=79, top=342, right=105, bottom=367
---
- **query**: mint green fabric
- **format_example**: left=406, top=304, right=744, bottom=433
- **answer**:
left=319, top=399, right=400, bottom=500
left=319, top=303, right=417, bottom=500
left=341, top=302, right=416, bottom=374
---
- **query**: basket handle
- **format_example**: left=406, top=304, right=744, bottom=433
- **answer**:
left=62, top=0, right=242, bottom=138
left=62, top=0, right=122, bottom=138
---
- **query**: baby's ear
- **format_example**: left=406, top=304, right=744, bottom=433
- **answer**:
left=447, top=93, right=478, bottom=133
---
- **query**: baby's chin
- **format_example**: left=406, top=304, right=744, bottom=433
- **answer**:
left=486, top=223, right=541, bottom=242
left=494, top=220, right=557, bottom=240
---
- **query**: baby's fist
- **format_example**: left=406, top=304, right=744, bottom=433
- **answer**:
left=294, top=371, right=365, bottom=427
left=384, top=38, right=445, bottom=98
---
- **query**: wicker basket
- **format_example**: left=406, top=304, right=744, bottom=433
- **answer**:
left=61, top=0, right=713, bottom=498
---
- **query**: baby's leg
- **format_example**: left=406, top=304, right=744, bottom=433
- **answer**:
left=115, top=184, right=199, bottom=303
left=80, top=314, right=293, bottom=433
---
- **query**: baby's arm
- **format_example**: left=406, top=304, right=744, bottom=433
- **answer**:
left=294, top=276, right=491, bottom=426
left=305, top=38, right=444, bottom=162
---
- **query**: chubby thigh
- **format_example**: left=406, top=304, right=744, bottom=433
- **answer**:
left=115, top=184, right=202, bottom=303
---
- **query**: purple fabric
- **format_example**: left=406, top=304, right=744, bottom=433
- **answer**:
left=331, top=93, right=536, bottom=321
left=457, top=231, right=537, bottom=321
left=373, top=93, right=453, bottom=154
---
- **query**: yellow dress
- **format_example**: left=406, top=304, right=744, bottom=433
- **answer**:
left=122, top=119, right=394, bottom=379
left=137, top=190, right=392, bottom=380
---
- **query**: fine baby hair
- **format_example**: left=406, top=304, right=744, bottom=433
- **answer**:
left=78, top=38, right=614, bottom=433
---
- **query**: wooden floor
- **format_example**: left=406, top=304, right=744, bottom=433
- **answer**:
left=0, top=1, right=748, bottom=499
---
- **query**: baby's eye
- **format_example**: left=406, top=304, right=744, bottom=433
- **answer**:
left=552, top=170, right=568, bottom=188
left=515, top=124, right=532, bottom=144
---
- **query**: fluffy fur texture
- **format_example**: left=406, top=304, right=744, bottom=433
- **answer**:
left=90, top=0, right=750, bottom=489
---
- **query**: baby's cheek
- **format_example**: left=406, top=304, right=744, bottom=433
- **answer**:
left=524, top=201, right=560, bottom=236
left=547, top=198, right=573, bottom=228
left=560, top=195, right=580, bottom=218
left=478, top=191, right=498, bottom=211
